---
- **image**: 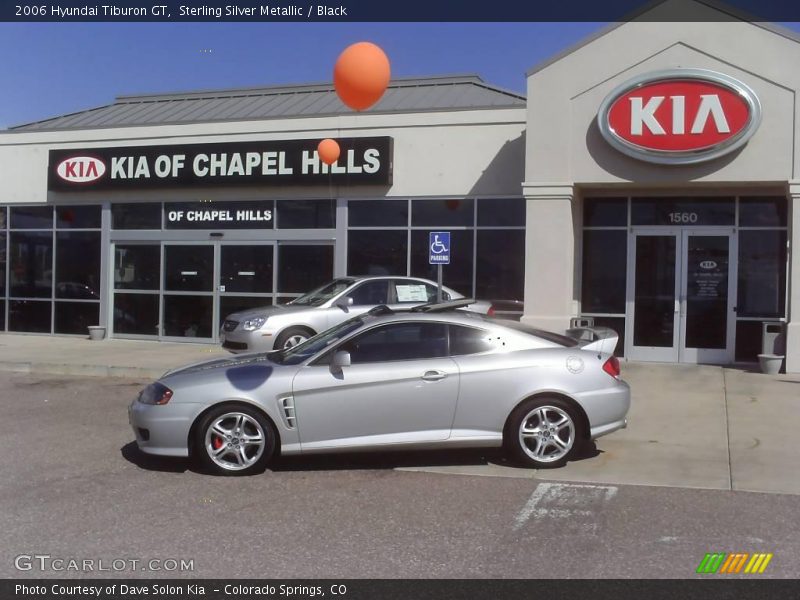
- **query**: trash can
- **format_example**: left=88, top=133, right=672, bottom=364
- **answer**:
left=570, top=317, right=594, bottom=329
left=758, top=321, right=785, bottom=374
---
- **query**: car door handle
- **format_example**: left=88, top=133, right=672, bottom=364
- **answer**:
left=421, top=370, right=447, bottom=382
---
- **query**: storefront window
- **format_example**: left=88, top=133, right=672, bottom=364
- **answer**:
left=220, top=245, right=273, bottom=293
left=349, top=199, right=407, bottom=226
left=276, top=200, right=335, bottom=229
left=583, top=198, right=627, bottom=227
left=114, top=245, right=160, bottom=290
left=55, top=302, right=99, bottom=334
left=347, top=230, right=407, bottom=276
left=477, top=198, right=525, bottom=227
left=411, top=199, right=474, bottom=227
left=631, top=197, right=735, bottom=226
left=163, top=295, right=213, bottom=338
left=112, top=203, right=162, bottom=230
left=581, top=230, right=627, bottom=314
left=737, top=230, right=787, bottom=318
left=11, top=206, right=53, bottom=229
left=56, top=232, right=101, bottom=299
left=165, top=200, right=274, bottom=230
left=475, top=230, right=524, bottom=301
left=164, top=245, right=214, bottom=292
left=0, top=207, right=7, bottom=229
left=410, top=229, right=474, bottom=296
left=9, top=300, right=51, bottom=333
left=56, top=205, right=101, bottom=229
left=278, top=245, right=334, bottom=294
left=739, top=197, right=787, bottom=227
left=113, top=293, right=159, bottom=336
left=10, top=231, right=53, bottom=298
left=0, top=233, right=5, bottom=297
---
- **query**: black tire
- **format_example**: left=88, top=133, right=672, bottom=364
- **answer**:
left=504, top=396, right=585, bottom=469
left=274, top=326, right=314, bottom=350
left=194, top=403, right=276, bottom=476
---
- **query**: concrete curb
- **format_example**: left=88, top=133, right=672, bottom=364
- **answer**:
left=0, top=361, right=162, bottom=380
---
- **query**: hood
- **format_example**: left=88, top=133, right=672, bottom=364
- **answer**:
left=223, top=302, right=313, bottom=321
left=161, top=352, right=276, bottom=379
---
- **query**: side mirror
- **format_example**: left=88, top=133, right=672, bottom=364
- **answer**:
left=330, top=350, right=351, bottom=373
left=334, top=296, right=354, bottom=311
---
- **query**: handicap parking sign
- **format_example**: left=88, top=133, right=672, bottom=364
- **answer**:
left=429, top=231, right=450, bottom=265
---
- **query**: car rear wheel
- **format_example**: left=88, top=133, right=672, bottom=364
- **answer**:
left=505, top=397, right=583, bottom=468
left=275, top=326, right=314, bottom=350
left=195, top=404, right=276, bottom=476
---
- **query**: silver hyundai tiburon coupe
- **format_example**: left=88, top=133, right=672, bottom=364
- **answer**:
left=129, top=301, right=630, bottom=475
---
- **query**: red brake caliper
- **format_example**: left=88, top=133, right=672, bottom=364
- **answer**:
left=212, top=435, right=223, bottom=450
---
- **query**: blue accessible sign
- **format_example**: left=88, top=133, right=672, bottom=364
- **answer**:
left=429, top=231, right=451, bottom=265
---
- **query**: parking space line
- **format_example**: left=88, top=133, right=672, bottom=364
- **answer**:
left=513, top=482, right=618, bottom=531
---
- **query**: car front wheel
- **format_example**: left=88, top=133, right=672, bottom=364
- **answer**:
left=505, top=397, right=583, bottom=468
left=275, top=326, right=313, bottom=349
left=195, top=404, right=276, bottom=476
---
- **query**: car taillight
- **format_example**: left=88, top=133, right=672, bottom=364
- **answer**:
left=138, top=382, right=174, bottom=405
left=602, top=356, right=621, bottom=379
left=487, top=305, right=496, bottom=317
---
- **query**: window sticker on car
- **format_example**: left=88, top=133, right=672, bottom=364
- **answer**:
left=396, top=284, right=428, bottom=302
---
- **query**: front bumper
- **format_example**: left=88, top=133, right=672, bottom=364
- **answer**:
left=128, top=398, right=202, bottom=457
left=220, top=328, right=275, bottom=354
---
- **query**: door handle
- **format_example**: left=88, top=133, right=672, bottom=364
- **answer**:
left=421, top=370, right=447, bottom=382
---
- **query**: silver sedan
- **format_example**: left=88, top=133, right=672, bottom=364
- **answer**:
left=129, top=301, right=630, bottom=475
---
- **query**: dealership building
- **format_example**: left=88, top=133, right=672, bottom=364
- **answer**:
left=0, top=0, right=799, bottom=372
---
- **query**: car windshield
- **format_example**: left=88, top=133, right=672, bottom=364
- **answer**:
left=286, top=278, right=356, bottom=307
left=269, top=316, right=366, bottom=365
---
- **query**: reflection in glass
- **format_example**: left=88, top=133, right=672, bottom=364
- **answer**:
left=10, top=206, right=53, bottom=229
left=164, top=245, right=213, bottom=292
left=411, top=199, right=474, bottom=227
left=113, top=293, right=159, bottom=336
left=685, top=236, right=728, bottom=349
left=56, top=232, right=101, bottom=299
left=163, top=295, right=213, bottom=338
left=583, top=198, right=627, bottom=227
left=410, top=229, right=473, bottom=297
left=737, top=230, right=787, bottom=318
left=56, top=205, right=101, bottom=229
left=114, top=245, right=160, bottom=290
left=276, top=200, right=335, bottom=229
left=278, top=245, right=334, bottom=293
left=10, top=232, right=53, bottom=298
left=55, top=301, right=100, bottom=334
left=220, top=296, right=273, bottom=327
left=633, top=236, right=675, bottom=347
left=477, top=198, right=526, bottom=227
left=347, top=230, right=407, bottom=276
left=476, top=230, right=525, bottom=301
left=9, top=300, right=51, bottom=333
left=0, top=233, right=6, bottom=296
left=739, top=197, right=787, bottom=227
left=111, top=203, right=162, bottom=230
left=349, top=199, right=407, bottom=226
left=581, top=230, right=626, bottom=313
left=220, top=245, right=273, bottom=293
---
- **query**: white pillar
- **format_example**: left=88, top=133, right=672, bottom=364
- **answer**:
left=785, top=183, right=800, bottom=373
left=520, top=183, right=577, bottom=333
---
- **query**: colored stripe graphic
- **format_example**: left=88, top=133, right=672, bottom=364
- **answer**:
left=744, top=553, right=774, bottom=574
left=719, top=553, right=748, bottom=573
left=697, top=552, right=773, bottom=574
left=697, top=553, right=726, bottom=573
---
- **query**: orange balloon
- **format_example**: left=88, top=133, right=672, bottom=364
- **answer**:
left=334, top=42, right=391, bottom=111
left=318, top=138, right=340, bottom=165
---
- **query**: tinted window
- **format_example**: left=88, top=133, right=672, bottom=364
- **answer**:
left=11, top=206, right=52, bottom=229
left=410, top=229, right=473, bottom=296
left=220, top=245, right=273, bottom=293
left=349, top=280, right=389, bottom=306
left=10, top=232, right=52, bottom=298
left=342, top=322, right=448, bottom=363
left=56, top=232, right=101, bottom=299
left=476, top=230, right=525, bottom=301
left=56, top=205, right=101, bottom=229
left=449, top=325, right=495, bottom=355
left=111, top=203, right=161, bottom=230
left=737, top=230, right=787, bottom=318
left=411, top=199, right=474, bottom=227
left=278, top=245, right=334, bottom=293
left=0, top=207, right=6, bottom=229
left=9, top=300, right=51, bottom=332
left=349, top=199, right=407, bottom=226
left=739, top=197, right=787, bottom=227
left=584, top=198, right=627, bottom=227
left=631, top=197, right=734, bottom=226
left=164, top=245, right=214, bottom=292
left=477, top=198, right=525, bottom=227
left=277, top=200, right=335, bottom=229
left=347, top=230, right=407, bottom=276
left=581, top=230, right=626, bottom=313
left=55, top=302, right=99, bottom=334
left=0, top=233, right=5, bottom=296
left=113, top=293, right=159, bottom=335
left=114, top=245, right=160, bottom=290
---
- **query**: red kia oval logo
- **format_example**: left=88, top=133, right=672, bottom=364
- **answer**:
left=55, top=156, right=106, bottom=183
left=597, top=69, right=761, bottom=165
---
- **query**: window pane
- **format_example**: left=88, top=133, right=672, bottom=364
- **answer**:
left=584, top=198, right=627, bottom=227
left=349, top=199, right=407, bottom=226
left=163, top=295, right=213, bottom=338
left=278, top=245, right=334, bottom=293
left=9, top=300, right=51, bottom=333
left=343, top=322, right=447, bottom=363
left=410, top=229, right=473, bottom=296
left=737, top=230, right=787, bottom=318
left=735, top=320, right=763, bottom=362
left=739, top=197, right=787, bottom=227
left=111, top=203, right=161, bottom=230
left=582, top=230, right=627, bottom=314
left=56, top=205, right=101, bottom=229
left=277, top=200, right=335, bottom=229
left=411, top=199, right=474, bottom=227
left=10, top=231, right=53, bottom=298
left=349, top=280, right=389, bottom=306
left=114, top=245, right=160, bottom=291
left=114, top=293, right=158, bottom=336
left=221, top=245, right=273, bottom=293
left=0, top=207, right=7, bottom=229
left=165, top=200, right=274, bottom=230
left=347, top=230, right=407, bottom=276
left=476, top=230, right=525, bottom=301
left=477, top=198, right=525, bottom=227
left=449, top=325, right=495, bottom=355
left=0, top=233, right=5, bottom=296
left=11, top=206, right=52, bottom=229
left=55, top=301, right=99, bottom=334
left=631, top=197, right=734, bottom=226
left=164, top=245, right=214, bottom=292
left=56, top=232, right=101, bottom=299
left=220, top=296, right=273, bottom=327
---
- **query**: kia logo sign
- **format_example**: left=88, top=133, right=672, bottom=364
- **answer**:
left=597, top=69, right=761, bottom=165
left=700, top=261, right=718, bottom=269
left=55, top=156, right=106, bottom=183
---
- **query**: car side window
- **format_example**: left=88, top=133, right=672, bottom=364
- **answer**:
left=348, top=281, right=389, bottom=306
left=340, top=322, right=447, bottom=363
left=449, top=325, right=496, bottom=356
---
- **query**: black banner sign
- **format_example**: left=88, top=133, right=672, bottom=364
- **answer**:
left=47, top=137, right=392, bottom=191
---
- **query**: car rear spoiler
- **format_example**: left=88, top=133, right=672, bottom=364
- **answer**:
left=565, top=326, right=619, bottom=356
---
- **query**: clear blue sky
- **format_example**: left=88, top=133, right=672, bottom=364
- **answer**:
left=0, top=21, right=798, bottom=129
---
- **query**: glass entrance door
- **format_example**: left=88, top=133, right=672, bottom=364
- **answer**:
left=627, top=230, right=735, bottom=363
left=217, top=243, right=275, bottom=330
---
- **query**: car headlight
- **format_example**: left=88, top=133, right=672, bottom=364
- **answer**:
left=242, top=316, right=267, bottom=331
left=138, top=382, right=173, bottom=405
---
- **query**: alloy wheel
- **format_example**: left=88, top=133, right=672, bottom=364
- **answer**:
left=518, top=405, right=575, bottom=463
left=204, top=412, right=266, bottom=471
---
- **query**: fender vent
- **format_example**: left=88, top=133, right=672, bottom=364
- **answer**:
left=279, top=396, right=296, bottom=429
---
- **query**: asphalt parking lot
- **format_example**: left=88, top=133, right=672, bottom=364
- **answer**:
left=1, top=372, right=799, bottom=579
